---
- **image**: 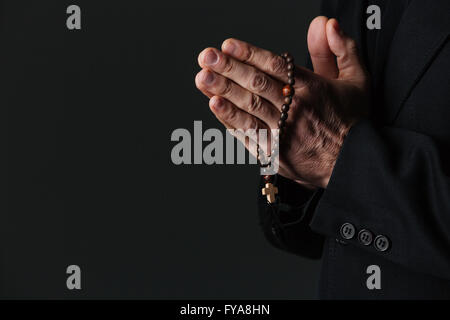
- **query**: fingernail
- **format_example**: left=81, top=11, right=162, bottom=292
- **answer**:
left=204, top=50, right=218, bottom=66
left=213, top=97, right=223, bottom=109
left=224, top=40, right=239, bottom=56
left=202, top=71, right=215, bottom=85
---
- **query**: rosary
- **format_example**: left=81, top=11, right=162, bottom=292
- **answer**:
left=259, top=52, right=295, bottom=204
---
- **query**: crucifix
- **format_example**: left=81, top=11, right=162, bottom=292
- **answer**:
left=262, top=182, right=278, bottom=204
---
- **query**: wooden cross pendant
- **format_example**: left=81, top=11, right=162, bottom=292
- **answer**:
left=262, top=183, right=278, bottom=204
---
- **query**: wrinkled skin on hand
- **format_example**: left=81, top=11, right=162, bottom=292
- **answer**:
left=195, top=17, right=369, bottom=189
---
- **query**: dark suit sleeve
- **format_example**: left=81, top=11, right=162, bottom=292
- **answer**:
left=258, top=175, right=324, bottom=259
left=310, top=120, right=450, bottom=280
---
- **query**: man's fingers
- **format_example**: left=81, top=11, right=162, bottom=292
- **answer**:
left=221, top=38, right=287, bottom=82
left=307, top=16, right=339, bottom=79
left=198, top=48, right=284, bottom=107
left=209, top=96, right=270, bottom=156
left=195, top=69, right=280, bottom=128
left=326, top=18, right=366, bottom=85
left=209, top=95, right=261, bottom=132
left=221, top=38, right=317, bottom=88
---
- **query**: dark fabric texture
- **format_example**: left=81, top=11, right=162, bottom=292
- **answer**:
left=257, top=0, right=450, bottom=299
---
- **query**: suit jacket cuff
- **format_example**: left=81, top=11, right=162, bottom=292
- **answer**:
left=309, top=120, right=393, bottom=252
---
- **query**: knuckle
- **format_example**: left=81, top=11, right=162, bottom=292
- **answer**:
left=248, top=93, right=263, bottom=113
left=225, top=106, right=238, bottom=123
left=268, top=55, right=286, bottom=74
left=250, top=72, right=271, bottom=92
left=242, top=45, right=255, bottom=63
left=219, top=79, right=233, bottom=96
left=244, top=116, right=259, bottom=131
left=222, top=56, right=234, bottom=74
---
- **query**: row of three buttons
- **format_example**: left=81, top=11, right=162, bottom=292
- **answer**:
left=340, top=223, right=390, bottom=252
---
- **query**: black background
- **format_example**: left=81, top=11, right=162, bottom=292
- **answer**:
left=2, top=0, right=321, bottom=298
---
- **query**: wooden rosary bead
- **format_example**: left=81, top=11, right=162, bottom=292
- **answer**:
left=284, top=96, right=292, bottom=104
left=259, top=52, right=295, bottom=204
left=282, top=85, right=293, bottom=97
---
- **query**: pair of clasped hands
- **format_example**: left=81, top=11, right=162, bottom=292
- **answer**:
left=195, top=17, right=369, bottom=189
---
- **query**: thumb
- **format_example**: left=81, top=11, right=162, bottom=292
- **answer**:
left=326, top=18, right=366, bottom=86
left=307, top=16, right=339, bottom=79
